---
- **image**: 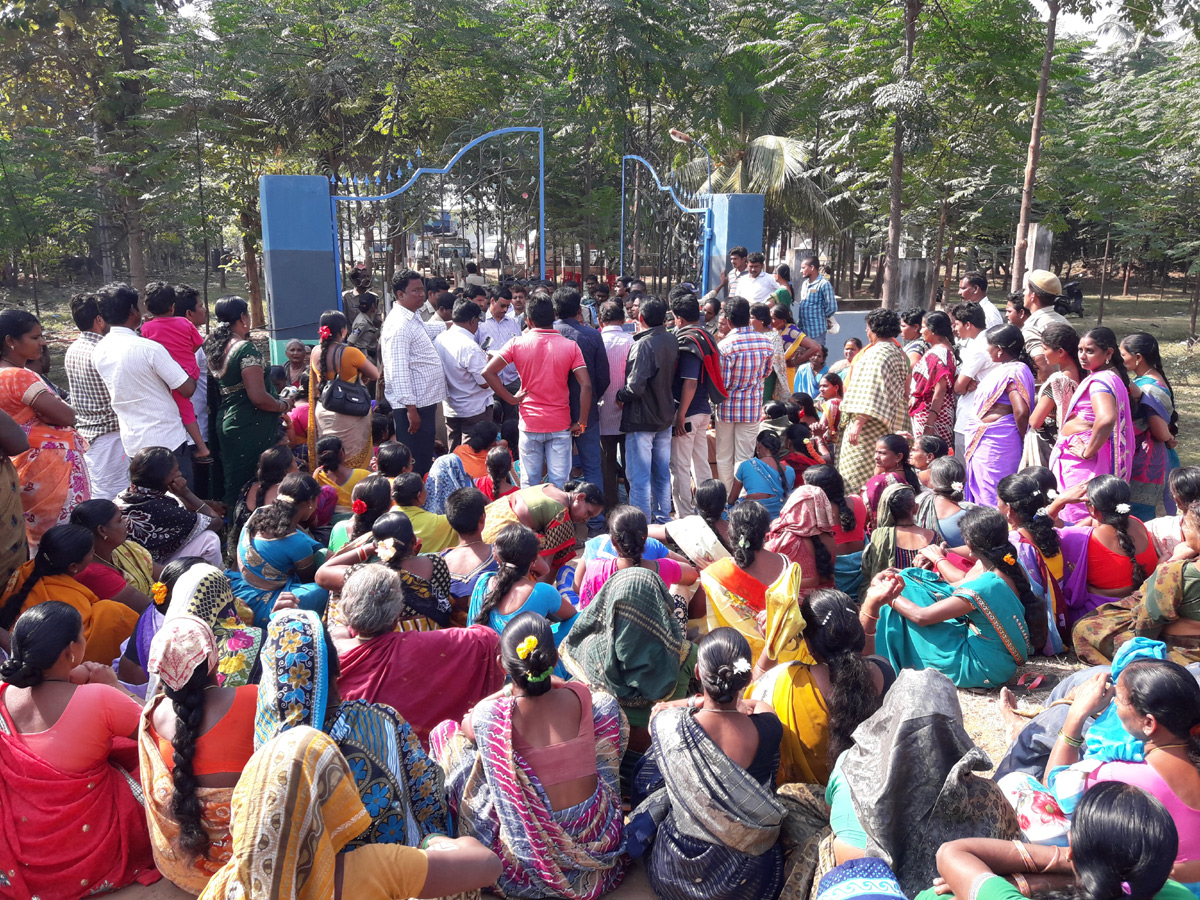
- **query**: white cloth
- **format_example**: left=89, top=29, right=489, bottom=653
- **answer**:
left=166, top=528, right=222, bottom=568
left=977, top=296, right=1005, bottom=329
left=599, top=325, right=634, bottom=436
left=92, top=326, right=191, bottom=456
left=434, top=324, right=492, bottom=418
left=381, top=304, right=448, bottom=409
left=954, top=330, right=999, bottom=438
left=83, top=430, right=129, bottom=501
left=478, top=313, right=522, bottom=384
left=192, top=347, right=210, bottom=443
left=731, top=270, right=777, bottom=305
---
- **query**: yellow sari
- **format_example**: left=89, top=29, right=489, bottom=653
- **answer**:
left=700, top=556, right=806, bottom=663
left=750, top=660, right=831, bottom=785
left=314, top=467, right=370, bottom=514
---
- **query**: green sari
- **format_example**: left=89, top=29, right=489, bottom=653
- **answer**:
left=876, top=568, right=1030, bottom=689
left=214, top=339, right=283, bottom=506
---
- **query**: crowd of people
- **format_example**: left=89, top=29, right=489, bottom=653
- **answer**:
left=0, top=254, right=1197, bottom=900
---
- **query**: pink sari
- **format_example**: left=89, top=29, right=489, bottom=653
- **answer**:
left=1049, top=369, right=1135, bottom=524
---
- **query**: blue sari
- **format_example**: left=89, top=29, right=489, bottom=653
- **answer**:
left=735, top=457, right=795, bottom=518
left=876, top=568, right=1030, bottom=689
left=227, top=527, right=330, bottom=626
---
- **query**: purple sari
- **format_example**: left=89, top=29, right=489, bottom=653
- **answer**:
left=1049, top=369, right=1134, bottom=524
left=964, top=362, right=1035, bottom=507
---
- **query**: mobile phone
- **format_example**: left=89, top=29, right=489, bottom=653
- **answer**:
left=684, top=422, right=693, bottom=433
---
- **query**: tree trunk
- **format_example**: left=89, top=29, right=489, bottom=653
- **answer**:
left=1122, top=260, right=1132, bottom=297
left=126, top=197, right=148, bottom=298
left=1011, top=0, right=1060, bottom=292
left=243, top=232, right=265, bottom=327
left=883, top=0, right=922, bottom=309
left=929, top=200, right=948, bottom=308
left=1097, top=229, right=1111, bottom=325
left=855, top=248, right=870, bottom=294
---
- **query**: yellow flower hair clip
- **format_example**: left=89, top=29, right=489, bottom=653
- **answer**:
left=1003, top=553, right=1016, bottom=566
left=516, top=635, right=538, bottom=659
left=151, top=582, right=168, bottom=606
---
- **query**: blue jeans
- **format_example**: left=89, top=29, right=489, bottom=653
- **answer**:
left=575, top=422, right=604, bottom=529
left=626, top=427, right=673, bottom=523
left=519, top=429, right=572, bottom=488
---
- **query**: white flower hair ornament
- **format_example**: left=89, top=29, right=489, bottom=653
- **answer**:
left=376, top=537, right=398, bottom=562
left=951, top=481, right=964, bottom=492
left=1115, top=503, right=1131, bottom=515
left=1046, top=489, right=1058, bottom=500
left=732, top=658, right=752, bottom=675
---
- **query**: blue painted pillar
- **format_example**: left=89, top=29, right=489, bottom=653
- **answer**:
left=705, top=194, right=765, bottom=294
left=259, top=175, right=339, bottom=363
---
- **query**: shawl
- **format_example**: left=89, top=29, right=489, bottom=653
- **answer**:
left=1131, top=374, right=1174, bottom=486
left=453, top=443, right=490, bottom=481
left=1134, top=559, right=1194, bottom=636
left=197, top=727, right=370, bottom=900
left=117, top=483, right=211, bottom=562
left=0, top=683, right=159, bottom=897
left=632, top=707, right=785, bottom=856
left=843, top=670, right=1018, bottom=896
left=159, top=563, right=263, bottom=690
left=676, top=323, right=728, bottom=404
left=425, top=452, right=474, bottom=515
left=111, top=539, right=156, bottom=595
left=148, top=614, right=218, bottom=690
left=702, top=556, right=807, bottom=663
left=857, top=483, right=912, bottom=603
left=560, top=567, right=695, bottom=728
left=765, top=485, right=837, bottom=567
left=254, top=609, right=331, bottom=747
left=430, top=689, right=628, bottom=900
left=842, top=339, right=909, bottom=432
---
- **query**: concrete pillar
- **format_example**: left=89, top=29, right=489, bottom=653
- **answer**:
left=704, top=194, right=766, bottom=296
left=1026, top=224, right=1054, bottom=274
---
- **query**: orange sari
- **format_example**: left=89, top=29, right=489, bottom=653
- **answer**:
left=2, top=562, right=139, bottom=664
left=0, top=367, right=90, bottom=551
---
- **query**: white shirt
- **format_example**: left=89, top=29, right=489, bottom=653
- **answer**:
left=599, top=325, right=634, bottom=436
left=192, top=347, right=209, bottom=442
left=435, top=325, right=492, bottom=418
left=478, top=313, right=522, bottom=384
left=954, top=330, right=999, bottom=437
left=381, top=304, right=447, bottom=409
left=92, top=326, right=191, bottom=455
left=977, top=296, right=1004, bottom=329
left=731, top=270, right=778, bottom=305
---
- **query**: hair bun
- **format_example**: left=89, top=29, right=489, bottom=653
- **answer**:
left=0, top=658, right=42, bottom=688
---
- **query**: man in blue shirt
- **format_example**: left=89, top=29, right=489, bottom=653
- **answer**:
left=792, top=255, right=838, bottom=347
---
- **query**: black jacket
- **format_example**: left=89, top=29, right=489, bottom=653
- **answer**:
left=616, top=325, right=679, bottom=432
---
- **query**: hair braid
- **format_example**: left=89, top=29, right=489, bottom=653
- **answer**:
left=166, top=669, right=210, bottom=858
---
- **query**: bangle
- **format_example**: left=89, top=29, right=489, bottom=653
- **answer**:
left=864, top=628, right=876, bottom=637
left=419, top=832, right=448, bottom=850
left=1013, top=839, right=1036, bottom=871
left=863, top=611, right=879, bottom=621
left=1057, top=729, right=1084, bottom=748
left=1040, top=845, right=1062, bottom=873
left=358, top=546, right=370, bottom=562
left=1013, top=874, right=1031, bottom=897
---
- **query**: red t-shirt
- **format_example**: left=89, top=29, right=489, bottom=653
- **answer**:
left=497, top=329, right=585, bottom=433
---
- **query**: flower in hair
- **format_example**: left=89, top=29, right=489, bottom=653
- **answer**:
left=1046, top=489, right=1058, bottom=500
left=318, top=325, right=332, bottom=340
left=737, top=535, right=751, bottom=549
left=151, top=582, right=168, bottom=606
left=352, top=498, right=368, bottom=515
left=1121, top=883, right=1131, bottom=896
left=1003, top=553, right=1016, bottom=566
left=732, top=658, right=752, bottom=675
left=516, top=635, right=538, bottom=660
left=1036, top=507, right=1049, bottom=518
left=1115, top=503, right=1131, bottom=515
left=376, top=537, right=397, bottom=562
left=951, top=481, right=963, bottom=492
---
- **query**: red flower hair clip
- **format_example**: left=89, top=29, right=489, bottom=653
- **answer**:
left=318, top=325, right=332, bottom=340
left=352, top=498, right=368, bottom=515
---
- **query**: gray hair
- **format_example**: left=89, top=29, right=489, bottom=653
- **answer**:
left=340, top=564, right=403, bottom=637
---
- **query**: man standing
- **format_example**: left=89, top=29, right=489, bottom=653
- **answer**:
left=720, top=246, right=750, bottom=299
left=381, top=269, right=447, bottom=475
left=435, top=300, right=493, bottom=449
left=736, top=252, right=777, bottom=304
left=792, top=255, right=838, bottom=347
left=479, top=290, right=521, bottom=423
left=508, top=283, right=529, bottom=327
left=425, top=291, right=455, bottom=341
left=483, top=294, right=591, bottom=488
left=92, top=282, right=198, bottom=489
left=553, top=287, right=609, bottom=527
left=1021, top=270, right=1069, bottom=382
left=950, top=302, right=998, bottom=459
left=670, top=288, right=725, bottom=517
left=598, top=300, right=633, bottom=509
left=64, top=292, right=125, bottom=500
left=464, top=284, right=489, bottom=314
left=714, top=298, right=774, bottom=490
left=617, top=297, right=678, bottom=523
left=958, top=271, right=1005, bottom=329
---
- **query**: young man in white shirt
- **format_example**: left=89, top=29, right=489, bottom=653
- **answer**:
left=958, top=271, right=1005, bottom=330
left=479, top=290, right=521, bottom=423
left=92, top=282, right=198, bottom=489
left=434, top=300, right=493, bottom=449
left=950, top=301, right=998, bottom=459
left=735, top=251, right=778, bottom=304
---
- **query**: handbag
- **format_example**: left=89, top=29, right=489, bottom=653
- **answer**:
left=318, top=343, right=372, bottom=417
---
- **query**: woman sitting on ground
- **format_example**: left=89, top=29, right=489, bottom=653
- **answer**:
left=806, top=465, right=867, bottom=596
left=333, top=564, right=505, bottom=743
left=750, top=588, right=890, bottom=785
left=117, top=445, right=223, bottom=567
left=629, top=628, right=786, bottom=900
left=578, top=506, right=699, bottom=615
left=702, top=501, right=803, bottom=661
left=1146, top=466, right=1200, bottom=559
left=862, top=434, right=922, bottom=527
left=0, top=523, right=142, bottom=665
left=655, top=478, right=733, bottom=569
left=312, top=435, right=371, bottom=519
left=327, top=471, right=391, bottom=554
left=915, top=455, right=973, bottom=555
left=197, top=726, right=501, bottom=900
left=858, top=483, right=937, bottom=600
left=481, top=481, right=605, bottom=574
left=0, top=602, right=157, bottom=898
left=730, top=430, right=795, bottom=519
left=227, top=472, right=329, bottom=626
left=477, top=444, right=518, bottom=501
left=765, top=484, right=838, bottom=597
left=441, top=487, right=498, bottom=622
left=932, top=782, right=1189, bottom=900
left=781, top=422, right=829, bottom=481
left=140, top=587, right=259, bottom=892
left=69, top=498, right=159, bottom=613
left=432, top=612, right=627, bottom=900
left=911, top=434, right=950, bottom=489
left=226, top=445, right=301, bottom=557
left=470, top=524, right=577, bottom=647
left=868, top=506, right=1046, bottom=689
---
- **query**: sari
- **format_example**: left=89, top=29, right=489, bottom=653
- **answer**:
left=0, top=684, right=159, bottom=899
left=425, top=452, right=474, bottom=514
left=915, top=493, right=977, bottom=548
left=560, top=567, right=696, bottom=730
left=1020, top=370, right=1077, bottom=469
left=750, top=660, right=832, bottom=786
left=1072, top=560, right=1200, bottom=666
left=909, top=345, right=957, bottom=444
left=2, top=561, right=139, bottom=665
left=837, top=339, right=909, bottom=493
left=779, top=323, right=806, bottom=394
left=965, top=361, right=1035, bottom=508
left=736, top=456, right=795, bottom=518
left=1050, top=368, right=1134, bottom=524
left=197, top=726, right=370, bottom=900
left=1130, top=374, right=1174, bottom=519
left=765, top=485, right=837, bottom=602
left=1008, top=531, right=1074, bottom=656
left=628, top=707, right=786, bottom=900
left=0, top=454, right=26, bottom=589
left=212, top=339, right=283, bottom=508
left=117, top=483, right=214, bottom=564
left=482, top=486, right=578, bottom=568
left=255, top=610, right=449, bottom=847
left=228, top=524, right=329, bottom=626
left=701, top=555, right=805, bottom=663
left=875, top=568, right=1030, bottom=689
left=858, top=483, right=922, bottom=603
left=665, top=515, right=731, bottom=569
left=307, top=344, right=372, bottom=471
left=314, top=466, right=370, bottom=516
left=0, top=365, right=90, bottom=552
left=430, top=688, right=628, bottom=900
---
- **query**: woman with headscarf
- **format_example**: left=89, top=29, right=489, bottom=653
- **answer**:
left=197, top=726, right=501, bottom=900
left=255, top=606, right=449, bottom=848
left=764, top=484, right=838, bottom=598
left=857, top=483, right=936, bottom=603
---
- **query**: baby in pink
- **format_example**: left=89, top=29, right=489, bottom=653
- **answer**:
left=141, top=283, right=209, bottom=460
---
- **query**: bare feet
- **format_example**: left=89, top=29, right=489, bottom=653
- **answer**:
left=998, top=686, right=1032, bottom=744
